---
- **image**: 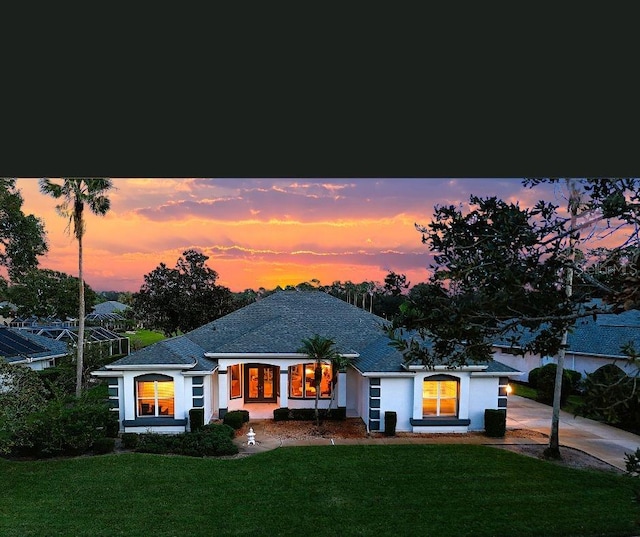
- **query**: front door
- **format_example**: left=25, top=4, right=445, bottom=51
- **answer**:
left=245, top=364, right=277, bottom=402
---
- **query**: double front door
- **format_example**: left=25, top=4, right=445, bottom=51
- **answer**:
left=245, top=364, right=277, bottom=402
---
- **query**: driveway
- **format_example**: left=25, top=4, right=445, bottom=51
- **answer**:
left=507, top=395, right=640, bottom=471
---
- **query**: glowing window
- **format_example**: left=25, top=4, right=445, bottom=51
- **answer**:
left=422, top=378, right=458, bottom=417
left=289, top=363, right=332, bottom=398
left=136, top=376, right=174, bottom=417
left=229, top=364, right=242, bottom=399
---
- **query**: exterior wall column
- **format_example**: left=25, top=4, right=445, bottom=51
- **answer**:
left=337, top=370, right=347, bottom=408
left=279, top=368, right=289, bottom=407
left=218, top=367, right=229, bottom=418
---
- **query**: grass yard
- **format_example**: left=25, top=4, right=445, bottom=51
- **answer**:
left=2, top=445, right=638, bottom=537
left=127, top=328, right=166, bottom=348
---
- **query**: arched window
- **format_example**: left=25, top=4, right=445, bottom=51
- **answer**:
left=135, top=374, right=175, bottom=418
left=422, top=375, right=459, bottom=418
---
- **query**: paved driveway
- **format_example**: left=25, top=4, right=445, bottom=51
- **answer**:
left=507, top=395, right=640, bottom=470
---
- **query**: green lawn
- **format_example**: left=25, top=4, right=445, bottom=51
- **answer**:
left=511, top=382, right=584, bottom=414
left=127, top=328, right=166, bottom=348
left=2, top=445, right=638, bottom=537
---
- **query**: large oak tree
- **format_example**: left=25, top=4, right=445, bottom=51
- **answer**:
left=388, top=178, right=640, bottom=458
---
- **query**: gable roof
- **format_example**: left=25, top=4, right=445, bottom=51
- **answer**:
left=106, top=291, right=517, bottom=375
left=92, top=301, right=129, bottom=315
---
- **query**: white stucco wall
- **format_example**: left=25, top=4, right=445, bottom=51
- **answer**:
left=379, top=377, right=413, bottom=432
left=467, top=376, right=500, bottom=430
left=493, top=348, right=640, bottom=381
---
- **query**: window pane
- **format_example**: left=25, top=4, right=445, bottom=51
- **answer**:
left=304, top=365, right=316, bottom=397
left=423, top=381, right=438, bottom=399
left=439, top=399, right=457, bottom=416
left=319, top=363, right=332, bottom=398
left=230, top=364, right=241, bottom=398
left=157, top=398, right=174, bottom=416
left=156, top=381, right=174, bottom=399
left=440, top=381, right=458, bottom=398
left=290, top=365, right=303, bottom=397
left=423, top=399, right=438, bottom=416
left=138, top=381, right=156, bottom=398
left=138, top=399, right=156, bottom=416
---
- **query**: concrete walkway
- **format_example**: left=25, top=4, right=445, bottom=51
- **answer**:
left=506, top=395, right=640, bottom=470
left=234, top=396, right=640, bottom=471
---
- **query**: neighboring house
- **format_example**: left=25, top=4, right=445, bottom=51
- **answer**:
left=93, top=291, right=520, bottom=435
left=493, top=302, right=640, bottom=381
left=92, top=300, right=129, bottom=316
left=0, top=326, right=68, bottom=370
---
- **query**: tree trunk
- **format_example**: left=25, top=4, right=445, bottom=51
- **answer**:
left=76, top=232, right=85, bottom=398
left=545, top=179, right=578, bottom=459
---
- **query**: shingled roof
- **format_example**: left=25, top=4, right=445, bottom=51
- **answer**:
left=107, top=291, right=517, bottom=374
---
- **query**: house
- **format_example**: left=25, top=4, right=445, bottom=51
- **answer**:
left=92, top=291, right=521, bottom=435
left=0, top=326, right=68, bottom=370
left=493, top=302, right=640, bottom=381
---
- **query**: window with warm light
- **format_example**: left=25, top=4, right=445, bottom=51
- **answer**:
left=422, top=378, right=458, bottom=417
left=136, top=375, right=175, bottom=417
left=289, top=363, right=333, bottom=398
left=229, top=364, right=242, bottom=399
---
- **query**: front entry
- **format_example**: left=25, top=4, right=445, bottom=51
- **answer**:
left=245, top=364, right=278, bottom=403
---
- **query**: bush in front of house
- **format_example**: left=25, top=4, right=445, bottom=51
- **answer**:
left=133, top=424, right=238, bottom=457
left=274, top=408, right=290, bottom=421
left=484, top=409, right=507, bottom=437
left=288, top=408, right=347, bottom=421
left=16, top=396, right=114, bottom=458
left=533, top=364, right=577, bottom=406
left=223, top=411, right=245, bottom=430
left=189, top=408, right=205, bottom=432
left=384, top=411, right=397, bottom=437
left=92, top=437, right=115, bottom=455
left=121, top=432, right=140, bottom=449
left=238, top=410, right=250, bottom=423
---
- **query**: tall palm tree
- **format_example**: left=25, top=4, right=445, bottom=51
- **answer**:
left=298, top=334, right=340, bottom=426
left=39, top=178, right=113, bottom=397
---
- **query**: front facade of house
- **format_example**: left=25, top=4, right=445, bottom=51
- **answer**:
left=93, top=291, right=520, bottom=435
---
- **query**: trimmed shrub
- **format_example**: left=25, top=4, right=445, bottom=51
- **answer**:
left=274, top=408, right=290, bottom=421
left=536, top=364, right=573, bottom=406
left=238, top=410, right=250, bottom=423
left=288, top=408, right=346, bottom=421
left=121, top=433, right=139, bottom=449
left=189, top=408, right=205, bottom=432
left=484, top=409, right=506, bottom=437
left=133, top=424, right=239, bottom=457
left=384, top=411, right=397, bottom=437
left=528, top=367, right=542, bottom=388
left=223, top=411, right=245, bottom=430
left=92, top=437, right=115, bottom=454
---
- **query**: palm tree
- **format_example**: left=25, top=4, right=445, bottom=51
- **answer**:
left=39, top=178, right=113, bottom=397
left=298, top=334, right=340, bottom=426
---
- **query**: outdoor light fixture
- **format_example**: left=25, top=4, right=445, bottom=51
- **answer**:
left=506, top=384, right=513, bottom=395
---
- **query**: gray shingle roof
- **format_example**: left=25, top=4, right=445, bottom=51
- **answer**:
left=92, top=301, right=129, bottom=315
left=108, top=291, right=515, bottom=375
left=495, top=301, right=640, bottom=358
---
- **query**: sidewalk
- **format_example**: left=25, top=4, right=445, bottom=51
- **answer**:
left=234, top=396, right=640, bottom=471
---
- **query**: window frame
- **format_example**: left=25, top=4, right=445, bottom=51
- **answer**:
left=229, top=364, right=242, bottom=399
left=422, top=375, right=459, bottom=418
left=135, top=374, right=175, bottom=418
left=288, top=362, right=333, bottom=399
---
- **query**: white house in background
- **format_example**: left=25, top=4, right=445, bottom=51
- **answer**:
left=93, top=291, right=521, bottom=435
left=0, top=326, right=68, bottom=370
left=493, top=303, right=640, bottom=382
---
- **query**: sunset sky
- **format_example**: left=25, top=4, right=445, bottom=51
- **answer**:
left=13, top=178, right=571, bottom=293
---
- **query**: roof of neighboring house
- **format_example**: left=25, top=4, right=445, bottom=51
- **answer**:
left=0, top=326, right=68, bottom=363
left=92, top=301, right=129, bottom=315
left=105, top=291, right=518, bottom=375
left=494, top=301, right=640, bottom=358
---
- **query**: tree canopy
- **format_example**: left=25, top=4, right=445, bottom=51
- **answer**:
left=387, top=178, right=640, bottom=458
left=0, top=178, right=48, bottom=284
left=133, top=249, right=235, bottom=336
left=7, top=268, right=97, bottom=320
